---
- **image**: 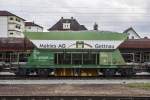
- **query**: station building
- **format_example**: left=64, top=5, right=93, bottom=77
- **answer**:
left=120, top=39, right=150, bottom=63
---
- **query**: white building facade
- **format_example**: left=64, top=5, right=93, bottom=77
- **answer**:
left=123, top=27, right=141, bottom=39
left=25, top=22, right=43, bottom=32
left=0, top=11, right=25, bottom=38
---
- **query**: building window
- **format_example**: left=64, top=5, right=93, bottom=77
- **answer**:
left=10, top=33, right=13, bottom=35
left=132, top=36, right=134, bottom=39
left=63, top=23, right=71, bottom=29
left=127, top=36, right=129, bottom=39
left=10, top=17, right=13, bottom=20
left=18, top=19, right=20, bottom=22
left=16, top=25, right=21, bottom=29
left=16, top=18, right=21, bottom=22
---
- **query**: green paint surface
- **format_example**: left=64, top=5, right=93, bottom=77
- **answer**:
left=24, top=31, right=127, bottom=40
left=22, top=49, right=125, bottom=69
left=26, top=50, right=54, bottom=66
left=100, top=49, right=125, bottom=66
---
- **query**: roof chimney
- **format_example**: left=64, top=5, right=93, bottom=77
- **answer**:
left=93, top=23, right=98, bottom=30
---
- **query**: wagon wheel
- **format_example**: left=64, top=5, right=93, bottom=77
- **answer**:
left=120, top=68, right=135, bottom=77
left=37, top=69, right=49, bottom=77
left=102, top=69, right=116, bottom=77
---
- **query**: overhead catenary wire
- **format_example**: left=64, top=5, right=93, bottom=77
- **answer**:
left=4, top=8, right=150, bottom=28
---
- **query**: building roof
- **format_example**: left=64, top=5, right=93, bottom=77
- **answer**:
left=24, top=31, right=127, bottom=40
left=80, top=25, right=87, bottom=30
left=123, top=27, right=141, bottom=38
left=48, top=17, right=87, bottom=31
left=0, top=11, right=25, bottom=21
left=25, top=22, right=43, bottom=28
left=119, top=39, right=150, bottom=49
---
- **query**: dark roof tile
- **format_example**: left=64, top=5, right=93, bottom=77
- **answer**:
left=48, top=17, right=87, bottom=31
left=119, top=39, right=150, bottom=49
left=0, top=11, right=25, bottom=21
left=25, top=22, right=43, bottom=28
left=0, top=38, right=34, bottom=51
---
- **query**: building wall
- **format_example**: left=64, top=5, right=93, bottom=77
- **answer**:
left=127, top=30, right=140, bottom=39
left=0, top=16, right=8, bottom=37
left=25, top=26, right=43, bottom=32
left=8, top=30, right=24, bottom=38
left=8, top=16, right=25, bottom=38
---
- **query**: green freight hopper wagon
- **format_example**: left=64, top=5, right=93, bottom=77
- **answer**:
left=15, top=31, right=135, bottom=76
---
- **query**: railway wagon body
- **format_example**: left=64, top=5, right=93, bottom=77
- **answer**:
left=15, top=31, right=134, bottom=76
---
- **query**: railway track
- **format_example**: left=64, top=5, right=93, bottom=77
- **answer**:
left=0, top=96, right=150, bottom=100
left=0, top=75, right=149, bottom=80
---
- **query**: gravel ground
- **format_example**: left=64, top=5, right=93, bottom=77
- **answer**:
left=0, top=79, right=150, bottom=84
left=0, top=84, right=150, bottom=96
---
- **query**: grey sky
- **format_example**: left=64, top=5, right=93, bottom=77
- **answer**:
left=0, top=0, right=150, bottom=37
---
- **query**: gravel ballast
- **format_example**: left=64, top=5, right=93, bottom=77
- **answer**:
left=0, top=84, right=150, bottom=96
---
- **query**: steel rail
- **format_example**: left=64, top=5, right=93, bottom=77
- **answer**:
left=0, top=75, right=149, bottom=80
left=0, top=96, right=150, bottom=100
